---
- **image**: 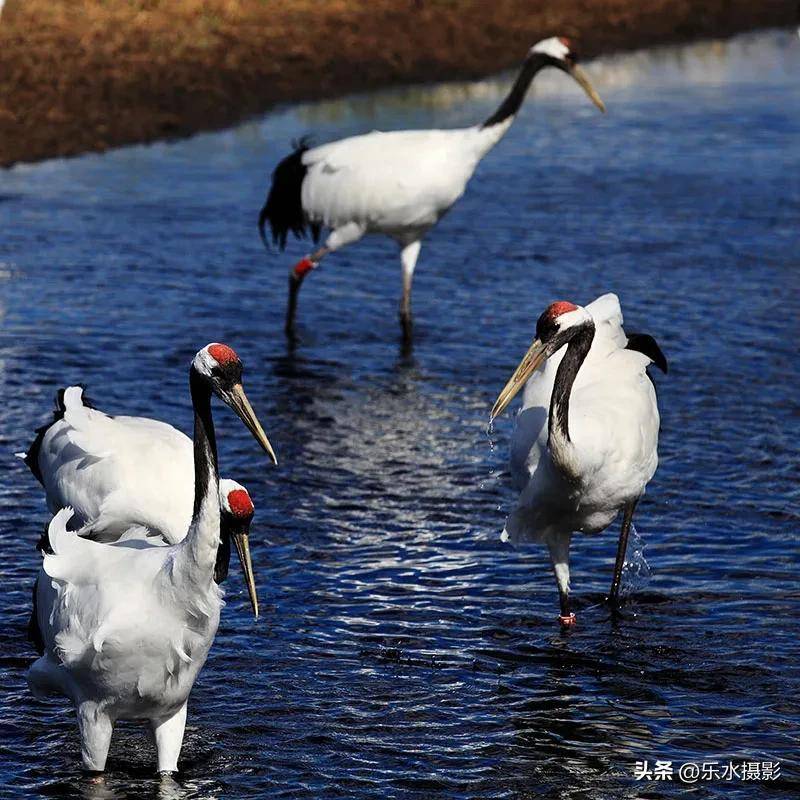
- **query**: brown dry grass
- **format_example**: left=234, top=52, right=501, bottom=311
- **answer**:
left=0, top=0, right=792, bottom=166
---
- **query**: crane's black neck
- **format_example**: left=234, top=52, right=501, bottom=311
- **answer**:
left=481, top=53, right=559, bottom=129
left=214, top=524, right=232, bottom=584
left=189, top=368, right=219, bottom=523
left=548, top=324, right=594, bottom=445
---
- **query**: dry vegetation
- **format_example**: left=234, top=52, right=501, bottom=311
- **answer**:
left=0, top=0, right=792, bottom=166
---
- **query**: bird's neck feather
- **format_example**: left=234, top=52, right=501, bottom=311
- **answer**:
left=479, top=53, right=554, bottom=139
left=173, top=370, right=221, bottom=586
left=548, top=324, right=594, bottom=477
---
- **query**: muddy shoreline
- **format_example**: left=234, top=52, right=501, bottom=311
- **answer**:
left=0, top=1, right=793, bottom=168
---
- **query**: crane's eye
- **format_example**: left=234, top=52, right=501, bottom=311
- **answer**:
left=535, top=316, right=558, bottom=342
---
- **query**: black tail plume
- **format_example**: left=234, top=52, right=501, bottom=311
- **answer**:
left=258, top=137, right=321, bottom=252
left=626, top=333, right=668, bottom=374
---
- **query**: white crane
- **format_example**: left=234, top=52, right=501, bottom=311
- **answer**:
left=27, top=343, right=277, bottom=774
left=258, top=37, right=605, bottom=342
left=22, top=386, right=265, bottom=615
left=490, top=294, right=667, bottom=626
left=28, top=478, right=259, bottom=659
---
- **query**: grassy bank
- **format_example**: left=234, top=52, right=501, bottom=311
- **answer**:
left=0, top=0, right=793, bottom=166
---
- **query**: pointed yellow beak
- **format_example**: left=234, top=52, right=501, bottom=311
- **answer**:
left=491, top=339, right=549, bottom=421
left=231, top=528, right=259, bottom=619
left=226, top=383, right=278, bottom=466
left=568, top=63, right=606, bottom=113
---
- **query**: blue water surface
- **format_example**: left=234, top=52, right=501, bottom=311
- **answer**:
left=0, top=28, right=798, bottom=800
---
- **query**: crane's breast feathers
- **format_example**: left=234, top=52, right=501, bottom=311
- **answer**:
left=39, top=509, right=222, bottom=693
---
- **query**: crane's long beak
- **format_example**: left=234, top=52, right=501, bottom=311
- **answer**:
left=226, top=383, right=278, bottom=466
left=232, top=527, right=259, bottom=619
left=568, top=63, right=606, bottom=113
left=491, top=339, right=549, bottom=421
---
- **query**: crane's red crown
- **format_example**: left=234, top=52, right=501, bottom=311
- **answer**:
left=208, top=343, right=239, bottom=366
left=558, top=36, right=573, bottom=50
left=227, top=488, right=254, bottom=518
left=545, top=301, right=579, bottom=320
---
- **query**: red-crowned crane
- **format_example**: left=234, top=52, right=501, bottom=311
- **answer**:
left=490, top=294, right=667, bottom=626
left=22, top=384, right=271, bottom=615
left=27, top=344, right=277, bottom=774
left=258, top=37, right=605, bottom=342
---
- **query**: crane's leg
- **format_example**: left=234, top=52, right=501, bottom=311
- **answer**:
left=399, top=240, right=421, bottom=344
left=608, top=498, right=639, bottom=605
left=286, top=221, right=366, bottom=336
left=151, top=701, right=188, bottom=775
left=287, top=244, right=328, bottom=336
left=76, top=702, right=115, bottom=772
left=545, top=531, right=575, bottom=626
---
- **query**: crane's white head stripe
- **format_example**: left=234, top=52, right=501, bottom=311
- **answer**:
left=536, top=301, right=591, bottom=340
left=219, top=478, right=245, bottom=512
left=555, top=307, right=591, bottom=330
left=531, top=37, right=572, bottom=61
left=193, top=343, right=240, bottom=378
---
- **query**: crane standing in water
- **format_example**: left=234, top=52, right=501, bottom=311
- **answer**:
left=27, top=344, right=277, bottom=774
left=258, top=37, right=605, bottom=342
left=491, top=295, right=667, bottom=626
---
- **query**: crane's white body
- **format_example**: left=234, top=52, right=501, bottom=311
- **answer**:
left=33, top=387, right=197, bottom=543
left=24, top=343, right=276, bottom=773
left=503, top=294, right=660, bottom=595
left=294, top=123, right=513, bottom=341
left=301, top=124, right=510, bottom=246
left=29, top=500, right=222, bottom=772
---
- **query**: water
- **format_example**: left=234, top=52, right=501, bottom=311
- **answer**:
left=1, top=28, right=798, bottom=800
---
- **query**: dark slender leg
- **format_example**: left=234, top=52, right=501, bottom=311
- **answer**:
left=285, top=271, right=305, bottom=336
left=285, top=246, right=328, bottom=337
left=608, top=498, right=638, bottom=604
left=400, top=305, right=413, bottom=345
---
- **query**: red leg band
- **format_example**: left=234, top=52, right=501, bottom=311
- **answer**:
left=293, top=257, right=316, bottom=278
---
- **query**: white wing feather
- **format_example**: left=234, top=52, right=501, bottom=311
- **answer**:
left=35, top=388, right=195, bottom=543
left=302, top=129, right=483, bottom=234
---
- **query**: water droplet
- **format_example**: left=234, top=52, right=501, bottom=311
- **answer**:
left=620, top=523, right=652, bottom=597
